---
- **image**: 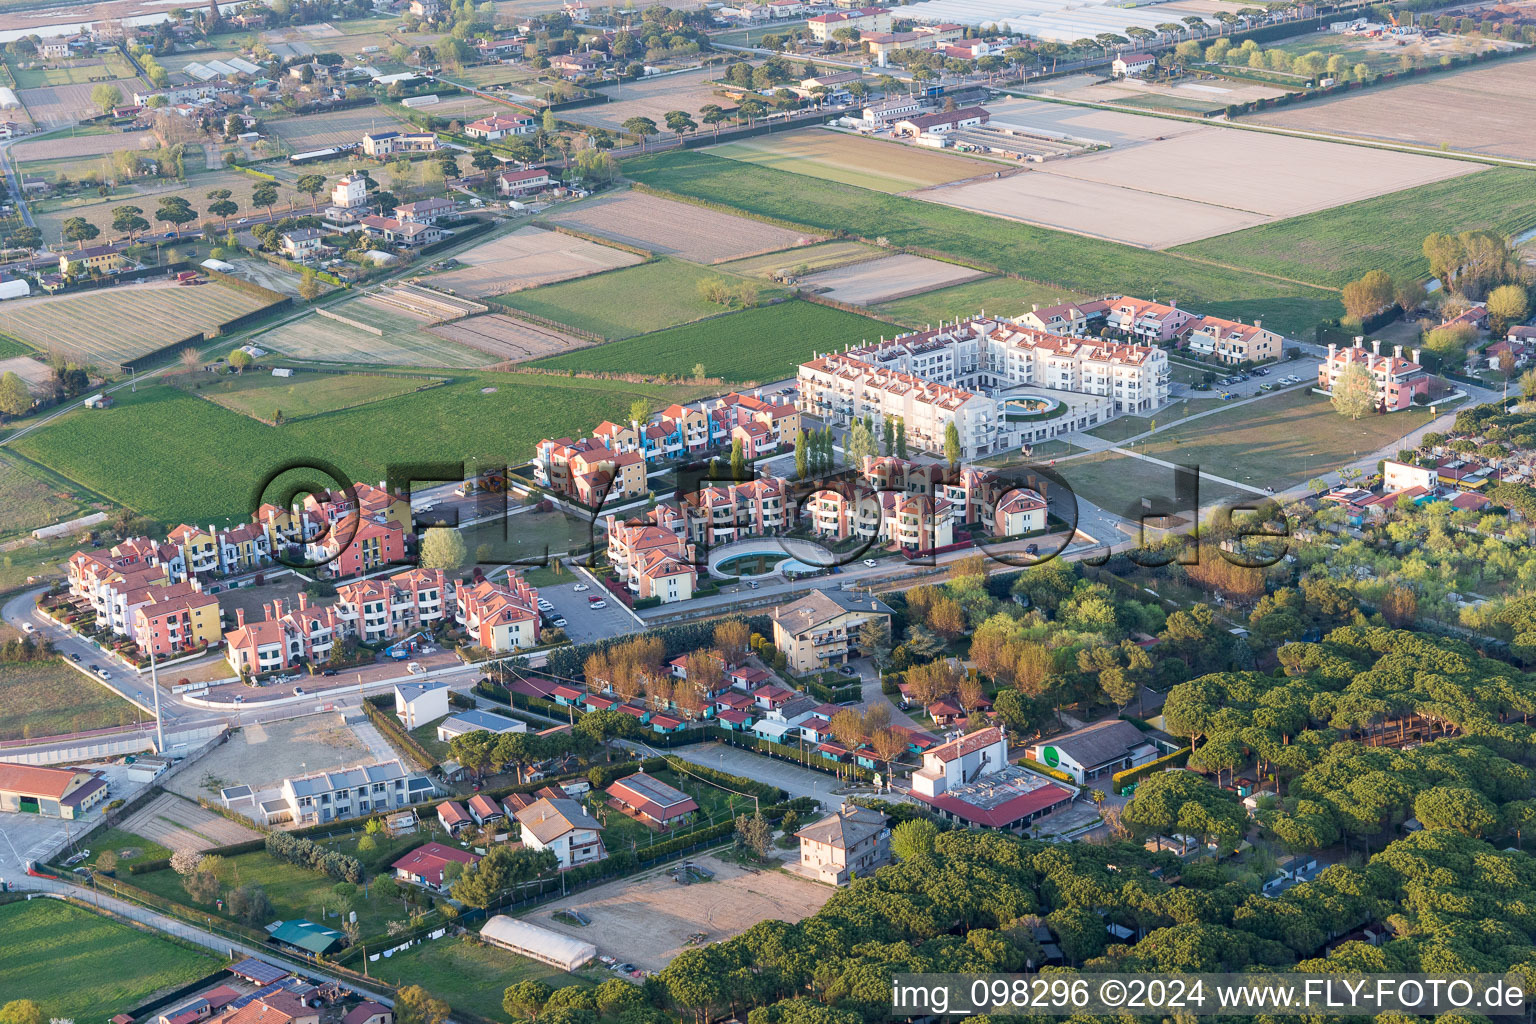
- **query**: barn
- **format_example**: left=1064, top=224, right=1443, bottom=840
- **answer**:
left=481, top=915, right=597, bottom=972
left=0, top=762, right=108, bottom=819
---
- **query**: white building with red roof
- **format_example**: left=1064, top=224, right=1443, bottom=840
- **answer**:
left=1317, top=338, right=1429, bottom=412
left=465, top=114, right=536, bottom=140
left=392, top=841, right=481, bottom=889
left=911, top=726, right=1074, bottom=831
left=456, top=573, right=541, bottom=651
left=223, top=594, right=347, bottom=676
left=1103, top=296, right=1199, bottom=342
left=1185, top=314, right=1283, bottom=366
left=337, top=567, right=450, bottom=643
left=498, top=167, right=553, bottom=196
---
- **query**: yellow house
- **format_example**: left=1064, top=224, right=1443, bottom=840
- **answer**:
left=169, top=524, right=220, bottom=576
left=132, top=584, right=221, bottom=657
left=771, top=590, right=893, bottom=674
left=59, top=245, right=125, bottom=276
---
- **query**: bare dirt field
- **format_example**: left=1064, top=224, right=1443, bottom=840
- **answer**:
left=802, top=253, right=987, bottom=305
left=1247, top=53, right=1536, bottom=161
left=0, top=355, right=53, bottom=394
left=165, top=715, right=372, bottom=799
left=429, top=312, right=594, bottom=362
left=423, top=226, right=643, bottom=297
left=710, top=128, right=995, bottom=192
left=267, top=107, right=412, bottom=152
left=530, top=853, right=832, bottom=971
left=412, top=93, right=506, bottom=120
left=119, top=792, right=263, bottom=852
left=919, top=110, right=1479, bottom=247
left=12, top=131, right=155, bottom=161
left=542, top=190, right=815, bottom=263
left=21, top=78, right=152, bottom=126
left=572, top=65, right=734, bottom=133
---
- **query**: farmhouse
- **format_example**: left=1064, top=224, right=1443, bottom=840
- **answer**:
left=771, top=590, right=893, bottom=673
left=912, top=727, right=1075, bottom=830
left=392, top=841, right=481, bottom=889
left=892, top=106, right=989, bottom=136
left=281, top=228, right=326, bottom=259
left=1028, top=720, right=1160, bottom=785
left=862, top=95, right=924, bottom=124
left=499, top=167, right=554, bottom=196
left=362, top=131, right=438, bottom=157
left=341, top=1004, right=391, bottom=1024
left=481, top=915, right=597, bottom=972
left=436, top=708, right=527, bottom=741
left=1112, top=52, right=1156, bottom=77
left=0, top=762, right=108, bottom=819
left=1317, top=339, right=1429, bottom=412
left=331, top=174, right=368, bottom=209
left=516, top=796, right=606, bottom=868
left=606, top=772, right=699, bottom=826
left=465, top=114, right=536, bottom=140
left=359, top=215, right=445, bottom=247
left=796, top=804, right=890, bottom=885
left=393, top=197, right=455, bottom=224
left=59, top=245, right=126, bottom=276
left=396, top=681, right=450, bottom=728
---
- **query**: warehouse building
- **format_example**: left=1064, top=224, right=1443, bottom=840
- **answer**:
left=0, top=761, right=108, bottom=819
left=481, top=915, right=597, bottom=971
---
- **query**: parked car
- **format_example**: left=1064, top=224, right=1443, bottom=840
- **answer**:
left=587, top=595, right=603, bottom=604
left=863, top=559, right=878, bottom=567
left=551, top=617, right=568, bottom=627
left=572, top=583, right=589, bottom=592
left=321, top=669, right=337, bottom=676
left=69, top=652, right=82, bottom=662
left=21, top=622, right=35, bottom=633
left=1260, top=383, right=1274, bottom=391
left=293, top=687, right=305, bottom=696
left=590, top=600, right=607, bottom=609
left=96, top=667, right=111, bottom=679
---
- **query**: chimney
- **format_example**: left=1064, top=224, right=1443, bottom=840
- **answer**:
left=1354, top=336, right=1364, bottom=348
left=1412, top=348, right=1421, bottom=364
left=1372, top=338, right=1381, bottom=355
left=1394, top=345, right=1403, bottom=359
left=298, top=592, right=309, bottom=611
left=1253, top=319, right=1261, bottom=330
left=1328, top=343, right=1337, bottom=359
left=236, top=608, right=246, bottom=628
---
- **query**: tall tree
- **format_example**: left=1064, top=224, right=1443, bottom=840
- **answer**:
left=0, top=371, right=32, bottom=418
left=943, top=419, right=962, bottom=467
left=295, top=173, right=327, bottom=211
left=419, top=527, right=467, bottom=570
left=1330, top=362, right=1376, bottom=420
left=252, top=181, right=279, bottom=219
left=60, top=216, right=99, bottom=251
left=204, top=189, right=237, bottom=221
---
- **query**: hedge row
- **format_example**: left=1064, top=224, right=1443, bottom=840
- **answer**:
left=1112, top=747, right=1191, bottom=795
left=203, top=267, right=289, bottom=305
left=362, top=695, right=437, bottom=769
left=1021, top=757, right=1075, bottom=785
left=129, top=857, right=171, bottom=874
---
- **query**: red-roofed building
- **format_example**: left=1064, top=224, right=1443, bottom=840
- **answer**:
left=1318, top=339, right=1429, bottom=412
left=606, top=772, right=699, bottom=825
left=456, top=573, right=540, bottom=651
left=498, top=167, right=553, bottom=196
left=393, top=842, right=483, bottom=889
left=466, top=114, right=536, bottom=140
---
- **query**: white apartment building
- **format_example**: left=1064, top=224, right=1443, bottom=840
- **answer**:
left=796, top=315, right=1167, bottom=457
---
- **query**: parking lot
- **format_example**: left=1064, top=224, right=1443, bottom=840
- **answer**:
left=538, top=579, right=642, bottom=645
left=1169, top=359, right=1322, bottom=401
left=0, top=763, right=145, bottom=883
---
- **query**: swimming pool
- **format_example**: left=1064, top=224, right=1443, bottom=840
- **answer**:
left=715, top=551, right=823, bottom=578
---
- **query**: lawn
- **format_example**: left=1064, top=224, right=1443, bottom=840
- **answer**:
left=1137, top=386, right=1447, bottom=488
left=528, top=301, right=892, bottom=383
left=0, top=658, right=141, bottom=741
left=8, top=52, right=138, bottom=88
left=1053, top=450, right=1247, bottom=522
left=459, top=508, right=598, bottom=566
left=1085, top=396, right=1225, bottom=442
left=410, top=716, right=452, bottom=761
left=0, top=450, right=93, bottom=538
left=623, top=151, right=1343, bottom=337
left=13, top=373, right=717, bottom=525
left=178, top=371, right=446, bottom=423
left=495, top=259, right=783, bottom=340
left=0, top=899, right=219, bottom=1024
left=1175, top=167, right=1536, bottom=288
left=89, top=828, right=173, bottom=872
left=369, top=932, right=599, bottom=1020
left=874, top=276, right=1089, bottom=328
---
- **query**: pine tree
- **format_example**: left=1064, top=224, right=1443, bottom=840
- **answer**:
left=883, top=415, right=894, bottom=455
left=896, top=419, right=908, bottom=459
left=794, top=427, right=808, bottom=478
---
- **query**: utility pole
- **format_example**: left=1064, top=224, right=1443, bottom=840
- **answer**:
left=149, top=645, right=166, bottom=753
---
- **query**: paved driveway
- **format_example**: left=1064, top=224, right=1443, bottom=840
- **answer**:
left=1170, top=362, right=1321, bottom=401
left=642, top=741, right=850, bottom=810
left=540, top=581, right=640, bottom=644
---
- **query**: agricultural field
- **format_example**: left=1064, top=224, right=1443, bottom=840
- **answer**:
left=1247, top=51, right=1536, bottom=161
left=13, top=373, right=717, bottom=524
left=497, top=257, right=782, bottom=339
left=622, top=150, right=1342, bottom=335
left=0, top=899, right=219, bottom=1024
left=528, top=300, right=892, bottom=382
left=572, top=64, right=732, bottom=133
left=0, top=448, right=94, bottom=537
left=370, top=932, right=600, bottom=1021
left=920, top=119, right=1478, bottom=248
left=118, top=792, right=263, bottom=852
left=430, top=313, right=594, bottom=363
left=266, top=106, right=413, bottom=152
left=0, top=657, right=140, bottom=740
left=254, top=298, right=488, bottom=368
left=1264, top=30, right=1509, bottom=76
left=874, top=277, right=1089, bottom=328
left=1025, top=69, right=1289, bottom=110
left=1135, top=386, right=1446, bottom=489
left=709, top=129, right=995, bottom=193
left=404, top=91, right=506, bottom=120
left=1175, top=167, right=1536, bottom=287
left=422, top=226, right=644, bottom=298
left=176, top=370, right=442, bottom=423
left=0, top=282, right=273, bottom=370
left=717, top=240, right=879, bottom=279
left=799, top=253, right=987, bottom=305
left=542, top=189, right=815, bottom=264
left=11, top=127, right=151, bottom=161
left=8, top=51, right=138, bottom=88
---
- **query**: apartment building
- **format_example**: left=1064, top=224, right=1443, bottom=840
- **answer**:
left=1017, top=299, right=1110, bottom=336
left=361, top=131, right=437, bottom=157
left=456, top=574, right=541, bottom=651
left=304, top=481, right=413, bottom=532
left=1103, top=296, right=1199, bottom=342
left=265, top=760, right=426, bottom=827
left=305, top=517, right=407, bottom=578
left=771, top=590, right=893, bottom=673
left=223, top=595, right=347, bottom=676
left=1317, top=339, right=1429, bottom=412
left=532, top=437, right=648, bottom=505
left=336, top=567, right=450, bottom=643
left=1185, top=315, right=1282, bottom=365
left=131, top=583, right=221, bottom=657
left=808, top=487, right=956, bottom=551
left=681, top=476, right=789, bottom=543
left=798, top=352, right=996, bottom=460
left=796, top=804, right=890, bottom=885
left=807, top=5, right=890, bottom=40
left=59, top=244, right=125, bottom=276
left=603, top=517, right=699, bottom=603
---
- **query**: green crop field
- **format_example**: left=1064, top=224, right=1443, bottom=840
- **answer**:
left=179, top=371, right=446, bottom=422
left=88, top=828, right=174, bottom=872
left=0, top=450, right=92, bottom=538
left=496, top=259, right=782, bottom=340
left=529, top=301, right=891, bottom=383
left=623, top=152, right=1342, bottom=336
left=13, top=372, right=718, bottom=525
left=0, top=899, right=219, bottom=1023
left=874, top=276, right=1089, bottom=328
left=9, top=52, right=138, bottom=88
left=1175, top=167, right=1536, bottom=287
left=0, top=658, right=141, bottom=740
left=370, top=932, right=599, bottom=1020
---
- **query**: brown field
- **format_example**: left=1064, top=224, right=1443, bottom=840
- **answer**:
left=571, top=65, right=735, bottom=133
left=530, top=853, right=832, bottom=972
left=801, top=253, right=986, bottom=305
left=34, top=168, right=268, bottom=240
left=1246, top=54, right=1536, bottom=161
left=0, top=354, right=54, bottom=393
left=12, top=131, right=155, bottom=161
left=118, top=792, right=263, bottom=852
left=920, top=111, right=1479, bottom=248
left=429, top=312, right=593, bottom=362
left=710, top=128, right=994, bottom=192
left=412, top=93, right=507, bottom=120
left=718, top=240, right=879, bottom=278
left=267, top=107, right=412, bottom=152
left=542, top=189, right=815, bottom=263
left=21, top=78, right=152, bottom=126
left=164, top=715, right=372, bottom=799
left=423, top=226, right=643, bottom=297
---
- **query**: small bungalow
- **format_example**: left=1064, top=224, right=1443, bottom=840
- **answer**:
left=468, top=793, right=504, bottom=826
left=437, top=800, right=472, bottom=835
left=716, top=707, right=755, bottom=731
left=551, top=684, right=587, bottom=706
left=649, top=712, right=686, bottom=735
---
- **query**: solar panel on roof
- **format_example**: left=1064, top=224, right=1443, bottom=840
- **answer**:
left=228, top=958, right=289, bottom=986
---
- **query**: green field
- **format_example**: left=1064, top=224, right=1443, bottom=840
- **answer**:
left=623, top=152, right=1342, bottom=336
left=874, top=276, right=1089, bottom=328
left=180, top=371, right=446, bottom=422
left=0, top=658, right=140, bottom=740
left=1054, top=449, right=1247, bottom=521
left=1136, top=386, right=1446, bottom=488
left=1175, top=167, right=1536, bottom=287
left=459, top=506, right=598, bottom=565
left=496, top=259, right=782, bottom=340
left=13, top=373, right=716, bottom=525
left=9, top=52, right=138, bottom=88
left=717, top=240, right=879, bottom=279
left=529, top=301, right=891, bottom=383
left=0, top=899, right=219, bottom=1023
left=370, top=932, right=599, bottom=1020
left=88, top=828, right=174, bottom=872
left=0, top=450, right=93, bottom=538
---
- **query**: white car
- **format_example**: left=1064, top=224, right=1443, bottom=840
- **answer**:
left=537, top=599, right=554, bottom=611
left=22, top=622, right=35, bottom=633
left=407, top=661, right=425, bottom=674
left=572, top=583, right=589, bottom=592
left=863, top=559, right=878, bottom=567
left=96, top=667, right=111, bottom=679
left=589, top=600, right=607, bottom=609
left=551, top=617, right=568, bottom=628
